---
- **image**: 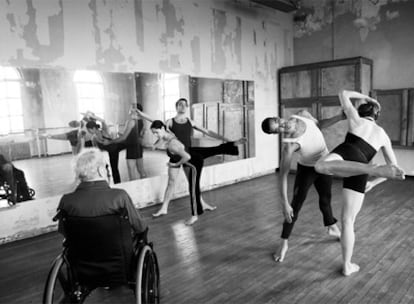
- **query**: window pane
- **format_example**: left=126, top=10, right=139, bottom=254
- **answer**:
left=92, top=99, right=104, bottom=114
left=10, top=116, right=24, bottom=132
left=6, top=81, right=21, bottom=98
left=0, top=66, right=20, bottom=80
left=164, top=79, right=179, bottom=95
left=164, top=111, right=176, bottom=121
left=77, top=84, right=92, bottom=98
left=0, top=118, right=10, bottom=134
left=89, top=84, right=104, bottom=98
left=74, top=70, right=102, bottom=83
left=8, top=99, right=23, bottom=115
left=164, top=73, right=180, bottom=80
left=0, top=99, right=8, bottom=116
left=0, top=82, right=6, bottom=99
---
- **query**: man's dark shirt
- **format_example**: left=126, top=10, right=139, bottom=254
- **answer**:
left=57, top=180, right=147, bottom=236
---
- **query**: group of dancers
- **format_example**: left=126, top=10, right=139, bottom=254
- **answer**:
left=262, top=89, right=405, bottom=276
left=46, top=104, right=147, bottom=184
left=58, top=89, right=405, bottom=277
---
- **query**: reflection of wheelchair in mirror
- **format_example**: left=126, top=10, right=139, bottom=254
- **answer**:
left=0, top=167, right=35, bottom=206
left=43, top=211, right=160, bottom=304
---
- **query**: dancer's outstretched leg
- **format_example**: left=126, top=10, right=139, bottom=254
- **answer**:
left=316, top=154, right=405, bottom=180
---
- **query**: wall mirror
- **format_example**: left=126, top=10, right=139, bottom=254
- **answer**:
left=0, top=66, right=255, bottom=204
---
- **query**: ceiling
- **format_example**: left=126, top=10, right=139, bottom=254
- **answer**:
left=250, top=0, right=299, bottom=12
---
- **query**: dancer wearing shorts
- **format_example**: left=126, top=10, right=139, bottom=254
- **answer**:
left=315, top=90, right=405, bottom=276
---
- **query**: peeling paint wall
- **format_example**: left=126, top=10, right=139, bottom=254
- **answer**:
left=0, top=0, right=293, bottom=242
left=293, top=0, right=414, bottom=88
left=0, top=0, right=293, bottom=171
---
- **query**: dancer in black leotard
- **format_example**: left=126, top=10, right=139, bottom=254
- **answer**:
left=103, top=104, right=147, bottom=180
left=315, top=90, right=405, bottom=276
left=137, top=98, right=245, bottom=218
left=85, top=113, right=125, bottom=184
left=150, top=120, right=206, bottom=225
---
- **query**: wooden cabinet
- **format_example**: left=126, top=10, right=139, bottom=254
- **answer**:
left=279, top=57, right=373, bottom=161
left=190, top=78, right=255, bottom=165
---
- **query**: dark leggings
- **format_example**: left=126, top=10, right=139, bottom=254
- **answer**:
left=183, top=155, right=203, bottom=216
left=180, top=142, right=237, bottom=216
left=98, top=143, right=125, bottom=184
left=281, top=163, right=337, bottom=239
left=189, top=141, right=238, bottom=160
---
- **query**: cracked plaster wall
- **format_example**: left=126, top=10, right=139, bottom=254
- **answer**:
left=293, top=0, right=414, bottom=175
left=0, top=0, right=293, bottom=174
left=294, top=0, right=414, bottom=89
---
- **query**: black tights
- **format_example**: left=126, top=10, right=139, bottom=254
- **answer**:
left=98, top=143, right=125, bottom=184
left=182, top=142, right=238, bottom=216
left=281, top=163, right=337, bottom=239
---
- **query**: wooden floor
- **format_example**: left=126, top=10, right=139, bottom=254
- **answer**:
left=0, top=173, right=413, bottom=303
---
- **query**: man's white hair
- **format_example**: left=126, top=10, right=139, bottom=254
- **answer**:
left=74, top=148, right=106, bottom=181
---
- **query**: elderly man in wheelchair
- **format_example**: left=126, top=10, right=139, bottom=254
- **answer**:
left=43, top=148, right=160, bottom=304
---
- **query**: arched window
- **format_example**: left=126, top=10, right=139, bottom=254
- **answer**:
left=73, top=70, right=104, bottom=118
left=0, top=67, right=24, bottom=135
left=162, top=73, right=180, bottom=121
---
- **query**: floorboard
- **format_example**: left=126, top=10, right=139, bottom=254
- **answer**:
left=0, top=173, right=413, bottom=303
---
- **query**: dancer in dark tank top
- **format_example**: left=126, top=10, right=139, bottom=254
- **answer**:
left=137, top=98, right=245, bottom=218
left=85, top=112, right=125, bottom=184
left=102, top=103, right=147, bottom=180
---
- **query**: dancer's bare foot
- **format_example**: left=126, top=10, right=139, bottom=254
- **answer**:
left=202, top=203, right=217, bottom=211
left=185, top=215, right=198, bottom=226
left=273, top=240, right=288, bottom=263
left=327, top=224, right=341, bottom=240
left=152, top=209, right=168, bottom=218
left=343, top=263, right=360, bottom=276
left=375, top=164, right=405, bottom=180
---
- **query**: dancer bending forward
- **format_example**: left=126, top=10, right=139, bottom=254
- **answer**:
left=262, top=110, right=343, bottom=262
left=150, top=120, right=210, bottom=225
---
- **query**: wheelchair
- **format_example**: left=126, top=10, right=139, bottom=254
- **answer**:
left=0, top=166, right=35, bottom=206
left=43, top=211, right=160, bottom=304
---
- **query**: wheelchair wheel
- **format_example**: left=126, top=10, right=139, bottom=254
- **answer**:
left=28, top=188, right=35, bottom=198
left=135, top=245, right=160, bottom=304
left=43, top=253, right=77, bottom=304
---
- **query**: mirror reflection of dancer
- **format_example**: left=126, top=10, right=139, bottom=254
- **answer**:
left=150, top=120, right=207, bottom=225
left=262, top=110, right=343, bottom=262
left=45, top=120, right=82, bottom=155
left=103, top=104, right=147, bottom=180
left=315, top=90, right=405, bottom=276
left=85, top=113, right=125, bottom=184
left=137, top=98, right=245, bottom=218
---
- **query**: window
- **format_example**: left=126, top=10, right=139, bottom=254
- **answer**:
left=73, top=70, right=104, bottom=118
left=0, top=67, right=24, bottom=135
left=162, top=74, right=180, bottom=120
